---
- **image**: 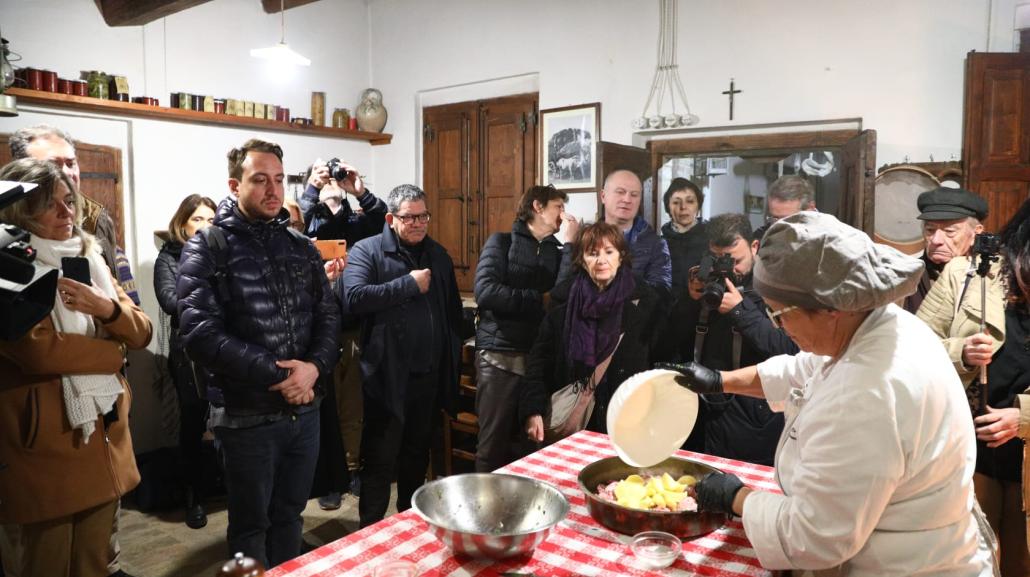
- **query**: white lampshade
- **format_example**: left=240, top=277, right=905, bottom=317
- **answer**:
left=250, top=42, right=310, bottom=67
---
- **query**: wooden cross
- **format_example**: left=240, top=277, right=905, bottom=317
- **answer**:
left=722, top=78, right=742, bottom=120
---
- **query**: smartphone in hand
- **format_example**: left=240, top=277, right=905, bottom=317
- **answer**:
left=61, top=256, right=92, bottom=285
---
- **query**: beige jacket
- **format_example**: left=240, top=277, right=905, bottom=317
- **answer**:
left=916, top=256, right=1006, bottom=387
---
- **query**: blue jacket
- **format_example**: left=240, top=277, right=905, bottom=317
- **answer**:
left=176, top=198, right=341, bottom=414
left=342, top=223, right=463, bottom=422
left=298, top=184, right=387, bottom=244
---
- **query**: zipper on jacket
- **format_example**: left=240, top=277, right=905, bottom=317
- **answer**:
left=103, top=428, right=124, bottom=495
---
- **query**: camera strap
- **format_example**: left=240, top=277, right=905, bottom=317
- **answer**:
left=694, top=305, right=743, bottom=369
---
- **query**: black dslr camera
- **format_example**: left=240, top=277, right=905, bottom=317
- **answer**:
left=0, top=182, right=59, bottom=341
left=326, top=158, right=353, bottom=182
left=696, top=253, right=736, bottom=307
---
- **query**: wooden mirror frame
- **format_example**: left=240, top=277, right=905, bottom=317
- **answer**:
left=647, top=128, right=876, bottom=235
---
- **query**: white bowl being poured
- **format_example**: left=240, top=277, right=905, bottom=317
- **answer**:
left=607, top=369, right=699, bottom=467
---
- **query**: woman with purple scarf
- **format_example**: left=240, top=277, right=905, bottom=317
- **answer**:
left=518, top=221, right=667, bottom=441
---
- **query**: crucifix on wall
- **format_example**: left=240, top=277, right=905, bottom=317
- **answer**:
left=722, top=78, right=742, bottom=120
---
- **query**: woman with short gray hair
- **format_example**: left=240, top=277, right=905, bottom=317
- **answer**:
left=664, top=212, right=995, bottom=576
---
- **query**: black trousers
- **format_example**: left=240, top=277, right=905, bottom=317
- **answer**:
left=357, top=372, right=438, bottom=528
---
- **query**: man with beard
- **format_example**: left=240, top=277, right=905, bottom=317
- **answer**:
left=903, top=187, right=988, bottom=313
left=176, top=138, right=340, bottom=568
left=657, top=213, right=798, bottom=465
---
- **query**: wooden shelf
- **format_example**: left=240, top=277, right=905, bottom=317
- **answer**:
left=7, top=88, right=392, bottom=146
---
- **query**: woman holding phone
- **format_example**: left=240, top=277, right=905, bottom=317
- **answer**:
left=0, top=158, right=152, bottom=577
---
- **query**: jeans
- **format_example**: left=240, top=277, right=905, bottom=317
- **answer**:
left=215, top=409, right=320, bottom=569
left=358, top=371, right=438, bottom=528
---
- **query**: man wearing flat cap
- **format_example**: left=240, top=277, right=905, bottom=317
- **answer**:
left=903, top=186, right=988, bottom=313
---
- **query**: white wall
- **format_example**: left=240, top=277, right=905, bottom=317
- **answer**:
left=1, top=0, right=373, bottom=451
left=367, top=0, right=1019, bottom=196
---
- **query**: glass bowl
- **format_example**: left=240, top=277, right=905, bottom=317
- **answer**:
left=630, top=531, right=682, bottom=569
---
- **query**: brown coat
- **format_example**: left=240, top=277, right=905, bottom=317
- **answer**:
left=0, top=282, right=151, bottom=525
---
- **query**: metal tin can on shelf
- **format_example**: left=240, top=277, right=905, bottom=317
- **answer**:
left=348, top=117, right=357, bottom=130
left=169, top=92, right=179, bottom=108
left=41, top=70, right=57, bottom=92
left=203, top=96, right=214, bottom=113
left=178, top=92, right=190, bottom=110
left=190, top=94, right=203, bottom=110
left=24, top=68, right=42, bottom=90
left=276, top=107, right=290, bottom=122
left=253, top=103, right=265, bottom=119
left=112, top=94, right=129, bottom=102
left=265, top=104, right=277, bottom=120
left=213, top=99, right=226, bottom=114
left=58, top=79, right=72, bottom=94
left=71, top=81, right=87, bottom=96
left=243, top=101, right=254, bottom=117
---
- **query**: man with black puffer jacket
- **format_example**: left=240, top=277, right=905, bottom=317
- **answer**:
left=176, top=139, right=340, bottom=569
left=473, top=185, right=574, bottom=472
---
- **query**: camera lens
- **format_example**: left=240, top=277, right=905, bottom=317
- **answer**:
left=702, top=282, right=725, bottom=307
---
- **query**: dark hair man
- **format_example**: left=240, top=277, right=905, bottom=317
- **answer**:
left=176, top=138, right=341, bottom=568
left=343, top=184, right=464, bottom=528
left=657, top=213, right=799, bottom=466
left=904, top=186, right=988, bottom=313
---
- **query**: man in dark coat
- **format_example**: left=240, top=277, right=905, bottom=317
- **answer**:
left=177, top=139, right=340, bottom=568
left=659, top=213, right=798, bottom=466
left=342, top=184, right=463, bottom=528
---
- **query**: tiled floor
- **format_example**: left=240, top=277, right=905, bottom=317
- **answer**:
left=119, top=489, right=396, bottom=577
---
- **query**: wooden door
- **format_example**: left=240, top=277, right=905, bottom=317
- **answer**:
left=478, top=96, right=537, bottom=273
left=838, top=130, right=877, bottom=236
left=424, top=102, right=478, bottom=290
left=423, top=93, right=537, bottom=293
left=963, top=52, right=1030, bottom=233
left=0, top=136, right=124, bottom=247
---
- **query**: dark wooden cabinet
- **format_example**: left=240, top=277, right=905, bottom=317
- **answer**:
left=423, top=94, right=537, bottom=292
left=963, top=52, right=1030, bottom=233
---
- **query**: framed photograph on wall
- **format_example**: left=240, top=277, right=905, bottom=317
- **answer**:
left=745, top=194, right=765, bottom=214
left=707, top=156, right=729, bottom=175
left=541, top=102, right=601, bottom=192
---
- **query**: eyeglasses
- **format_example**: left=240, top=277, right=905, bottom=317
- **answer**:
left=394, top=212, right=431, bottom=224
left=765, top=305, right=798, bottom=329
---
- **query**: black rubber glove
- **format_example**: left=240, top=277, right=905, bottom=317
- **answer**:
left=654, top=362, right=723, bottom=394
left=696, top=472, right=745, bottom=515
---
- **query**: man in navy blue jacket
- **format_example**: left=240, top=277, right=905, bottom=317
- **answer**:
left=177, top=139, right=340, bottom=568
left=343, top=184, right=463, bottom=528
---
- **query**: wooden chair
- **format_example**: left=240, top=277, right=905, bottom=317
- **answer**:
left=437, top=343, right=480, bottom=476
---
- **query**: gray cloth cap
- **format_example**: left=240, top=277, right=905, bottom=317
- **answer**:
left=753, top=212, right=924, bottom=312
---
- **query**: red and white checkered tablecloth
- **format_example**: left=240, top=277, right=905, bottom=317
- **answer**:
left=269, top=430, right=781, bottom=577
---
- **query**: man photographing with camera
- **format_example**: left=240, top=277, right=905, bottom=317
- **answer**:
left=657, top=213, right=798, bottom=466
left=299, top=157, right=386, bottom=244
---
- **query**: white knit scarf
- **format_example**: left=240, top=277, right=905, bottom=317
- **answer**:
left=30, top=234, right=123, bottom=442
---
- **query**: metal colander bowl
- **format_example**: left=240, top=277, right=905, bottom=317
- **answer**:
left=411, top=473, right=570, bottom=559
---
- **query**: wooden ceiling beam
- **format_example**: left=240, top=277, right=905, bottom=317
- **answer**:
left=261, top=0, right=322, bottom=13
left=95, top=0, right=214, bottom=26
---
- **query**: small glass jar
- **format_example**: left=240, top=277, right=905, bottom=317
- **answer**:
left=86, top=71, right=108, bottom=99
left=332, top=108, right=350, bottom=129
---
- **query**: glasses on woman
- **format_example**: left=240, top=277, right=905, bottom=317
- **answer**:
left=765, top=304, right=798, bottom=329
left=393, top=212, right=431, bottom=224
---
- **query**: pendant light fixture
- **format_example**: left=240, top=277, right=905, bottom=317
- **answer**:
left=250, top=0, right=310, bottom=67
left=633, top=0, right=697, bottom=131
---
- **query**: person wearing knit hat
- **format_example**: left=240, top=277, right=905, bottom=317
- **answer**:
left=661, top=212, right=996, bottom=576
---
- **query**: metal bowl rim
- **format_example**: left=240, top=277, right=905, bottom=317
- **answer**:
left=577, top=456, right=723, bottom=516
left=411, top=473, right=571, bottom=538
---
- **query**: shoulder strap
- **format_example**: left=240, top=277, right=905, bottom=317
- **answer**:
left=201, top=226, right=232, bottom=306
left=589, top=333, right=625, bottom=389
left=693, top=305, right=710, bottom=363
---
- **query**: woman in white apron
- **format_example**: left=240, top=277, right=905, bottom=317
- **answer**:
left=663, top=212, right=997, bottom=577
